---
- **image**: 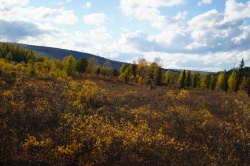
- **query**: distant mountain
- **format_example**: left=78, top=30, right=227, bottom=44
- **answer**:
left=13, top=43, right=179, bottom=73
left=16, top=43, right=128, bottom=70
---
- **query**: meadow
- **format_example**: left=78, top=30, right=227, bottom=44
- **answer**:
left=1, top=73, right=250, bottom=165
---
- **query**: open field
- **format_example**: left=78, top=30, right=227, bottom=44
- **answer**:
left=1, top=73, right=250, bottom=165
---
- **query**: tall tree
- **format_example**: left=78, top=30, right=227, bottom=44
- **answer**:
left=102, top=60, right=112, bottom=69
left=148, top=62, right=162, bottom=87
left=192, top=72, right=198, bottom=88
left=179, top=69, right=186, bottom=89
left=131, top=61, right=137, bottom=79
left=164, top=70, right=172, bottom=85
left=86, top=57, right=98, bottom=74
left=228, top=70, right=237, bottom=91
left=63, top=55, right=77, bottom=76
left=120, top=64, right=132, bottom=84
left=217, top=71, right=228, bottom=93
left=185, top=70, right=192, bottom=88
left=101, top=60, right=112, bottom=76
left=137, top=58, right=148, bottom=80
left=234, top=58, right=245, bottom=92
left=200, top=75, right=208, bottom=90
left=210, top=74, right=216, bottom=91
left=247, top=77, right=250, bottom=97
left=76, top=57, right=88, bottom=73
left=6, top=52, right=13, bottom=62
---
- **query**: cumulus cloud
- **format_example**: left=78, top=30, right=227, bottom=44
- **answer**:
left=55, top=10, right=78, bottom=24
left=224, top=0, right=250, bottom=24
left=83, top=13, right=107, bottom=26
left=0, top=0, right=30, bottom=9
left=0, top=1, right=78, bottom=25
left=197, top=0, right=212, bottom=6
left=119, top=0, right=187, bottom=30
left=88, top=27, right=112, bottom=41
left=187, top=0, right=250, bottom=53
left=0, top=20, right=49, bottom=41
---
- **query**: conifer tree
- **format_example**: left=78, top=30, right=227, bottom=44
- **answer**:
left=179, top=69, right=186, bottom=89
left=234, top=58, right=245, bottom=92
left=185, top=70, right=192, bottom=87
left=76, top=57, right=88, bottom=73
left=192, top=72, right=198, bottom=88
left=210, top=74, right=216, bottom=91
left=222, top=71, right=229, bottom=93
left=247, top=77, right=250, bottom=97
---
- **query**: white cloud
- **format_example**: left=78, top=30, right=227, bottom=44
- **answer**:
left=119, top=0, right=187, bottom=30
left=197, top=0, right=212, bottom=6
left=55, top=10, right=78, bottom=24
left=0, top=0, right=30, bottom=8
left=0, top=2, right=79, bottom=25
left=83, top=2, right=92, bottom=9
left=83, top=13, right=106, bottom=26
left=88, top=27, right=112, bottom=41
left=0, top=6, right=57, bottom=22
left=224, top=0, right=250, bottom=24
left=187, top=0, right=250, bottom=53
left=66, top=0, right=71, bottom=2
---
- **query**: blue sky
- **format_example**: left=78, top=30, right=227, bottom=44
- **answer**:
left=0, top=0, right=250, bottom=71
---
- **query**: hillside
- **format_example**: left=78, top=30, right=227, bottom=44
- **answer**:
left=16, top=43, right=126, bottom=70
left=12, top=43, right=180, bottom=73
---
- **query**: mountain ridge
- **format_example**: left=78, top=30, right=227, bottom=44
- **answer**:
left=12, top=43, right=180, bottom=73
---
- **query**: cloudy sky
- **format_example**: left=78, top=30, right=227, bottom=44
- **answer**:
left=0, top=0, right=250, bottom=71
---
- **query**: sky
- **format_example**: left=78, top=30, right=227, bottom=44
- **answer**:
left=0, top=0, right=250, bottom=71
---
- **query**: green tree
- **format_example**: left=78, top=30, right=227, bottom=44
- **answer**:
left=63, top=55, right=77, bottom=76
left=131, top=61, right=137, bottom=79
left=228, top=70, right=237, bottom=90
left=119, top=64, right=132, bottom=84
left=148, top=62, right=162, bottom=87
left=210, top=74, right=216, bottom=91
left=247, top=77, right=250, bottom=97
left=179, top=69, right=186, bottom=89
left=112, top=69, right=119, bottom=77
left=234, top=58, right=245, bottom=92
left=206, top=74, right=211, bottom=90
left=192, top=72, right=198, bottom=88
left=164, top=70, right=172, bottom=85
left=185, top=70, right=192, bottom=88
left=76, top=57, right=88, bottom=73
left=6, top=52, right=13, bottom=62
left=200, top=75, right=208, bottom=90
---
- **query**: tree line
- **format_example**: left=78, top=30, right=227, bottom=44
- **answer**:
left=0, top=43, right=249, bottom=95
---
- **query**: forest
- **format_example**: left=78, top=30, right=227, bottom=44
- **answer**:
left=1, top=43, right=250, bottom=165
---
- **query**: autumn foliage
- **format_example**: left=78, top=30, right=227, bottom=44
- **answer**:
left=1, top=43, right=250, bottom=165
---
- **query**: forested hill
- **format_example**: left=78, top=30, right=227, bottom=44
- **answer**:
left=16, top=43, right=127, bottom=70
